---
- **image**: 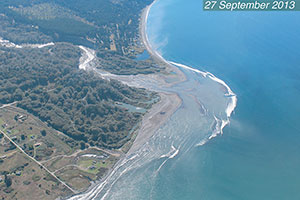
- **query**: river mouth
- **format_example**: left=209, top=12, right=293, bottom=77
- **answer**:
left=142, top=0, right=300, bottom=199
left=67, top=0, right=238, bottom=198
left=69, top=0, right=300, bottom=197
left=68, top=59, right=234, bottom=199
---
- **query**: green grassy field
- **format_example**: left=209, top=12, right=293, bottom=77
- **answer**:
left=0, top=106, right=119, bottom=197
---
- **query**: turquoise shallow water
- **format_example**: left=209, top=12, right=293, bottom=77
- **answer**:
left=78, top=1, right=300, bottom=199
left=146, top=0, right=300, bottom=199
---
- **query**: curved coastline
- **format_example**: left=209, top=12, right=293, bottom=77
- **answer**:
left=142, top=0, right=237, bottom=143
left=169, top=61, right=238, bottom=142
left=141, top=0, right=166, bottom=65
left=140, top=0, right=186, bottom=82
left=67, top=2, right=185, bottom=199
left=68, top=0, right=238, bottom=199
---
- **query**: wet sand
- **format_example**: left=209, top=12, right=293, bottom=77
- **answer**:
left=127, top=1, right=186, bottom=155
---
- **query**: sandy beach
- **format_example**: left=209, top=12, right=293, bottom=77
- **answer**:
left=127, top=1, right=186, bottom=154
left=68, top=1, right=186, bottom=199
left=139, top=1, right=186, bottom=82
left=128, top=92, right=181, bottom=154
left=77, top=1, right=185, bottom=156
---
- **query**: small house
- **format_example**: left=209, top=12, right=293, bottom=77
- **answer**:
left=34, top=143, right=41, bottom=147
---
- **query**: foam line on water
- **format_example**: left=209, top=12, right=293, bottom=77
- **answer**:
left=156, top=145, right=179, bottom=173
left=169, top=61, right=208, bottom=77
left=169, top=62, right=237, bottom=146
left=170, top=61, right=237, bottom=115
left=68, top=0, right=238, bottom=198
left=68, top=151, right=145, bottom=200
left=68, top=49, right=238, bottom=200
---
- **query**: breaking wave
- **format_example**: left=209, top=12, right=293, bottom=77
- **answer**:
left=169, top=61, right=237, bottom=146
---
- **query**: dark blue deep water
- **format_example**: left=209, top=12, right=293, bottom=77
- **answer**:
left=147, top=0, right=300, bottom=199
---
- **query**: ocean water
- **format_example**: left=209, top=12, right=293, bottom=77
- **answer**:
left=146, top=0, right=300, bottom=199
left=74, top=0, right=300, bottom=199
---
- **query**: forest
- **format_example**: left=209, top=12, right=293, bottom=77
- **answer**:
left=0, top=0, right=152, bottom=54
left=0, top=0, right=164, bottom=75
left=0, top=44, right=158, bottom=149
left=97, top=50, right=165, bottom=75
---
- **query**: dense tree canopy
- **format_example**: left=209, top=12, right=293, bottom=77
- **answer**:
left=0, top=44, right=158, bottom=148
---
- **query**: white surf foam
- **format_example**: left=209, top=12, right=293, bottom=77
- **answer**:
left=156, top=145, right=179, bottom=173
left=68, top=151, right=145, bottom=200
left=169, top=61, right=208, bottom=77
left=168, top=62, right=237, bottom=146
left=196, top=138, right=209, bottom=146
left=68, top=0, right=238, bottom=198
left=75, top=37, right=238, bottom=200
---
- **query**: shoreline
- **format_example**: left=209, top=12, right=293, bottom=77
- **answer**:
left=70, top=0, right=238, bottom=198
left=127, top=0, right=185, bottom=154
left=127, top=92, right=181, bottom=154
left=139, top=0, right=186, bottom=83
left=77, top=32, right=183, bottom=156
left=69, top=0, right=238, bottom=198
left=139, top=0, right=237, bottom=144
left=67, top=1, right=186, bottom=199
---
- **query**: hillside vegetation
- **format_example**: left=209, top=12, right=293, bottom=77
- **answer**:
left=0, top=0, right=165, bottom=74
left=0, top=44, right=158, bottom=148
